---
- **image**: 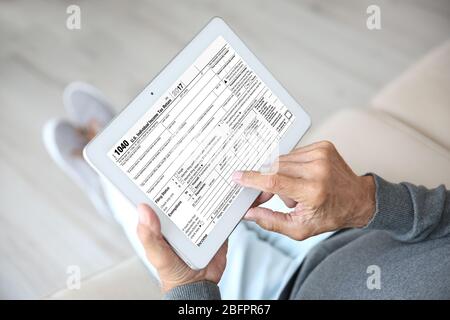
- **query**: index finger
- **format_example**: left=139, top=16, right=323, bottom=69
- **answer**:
left=232, top=171, right=299, bottom=198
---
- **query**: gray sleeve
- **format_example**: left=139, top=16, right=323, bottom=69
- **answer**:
left=163, top=281, right=221, bottom=300
left=366, top=174, right=450, bottom=242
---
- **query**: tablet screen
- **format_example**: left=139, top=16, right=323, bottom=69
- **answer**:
left=108, top=36, right=295, bottom=246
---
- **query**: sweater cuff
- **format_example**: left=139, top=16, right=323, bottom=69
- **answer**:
left=163, top=281, right=221, bottom=300
left=365, top=174, right=414, bottom=237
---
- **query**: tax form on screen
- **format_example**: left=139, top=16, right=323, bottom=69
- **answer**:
left=108, top=36, right=295, bottom=246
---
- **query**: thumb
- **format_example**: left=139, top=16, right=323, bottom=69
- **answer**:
left=244, top=207, right=294, bottom=236
left=136, top=204, right=178, bottom=266
left=137, top=203, right=162, bottom=243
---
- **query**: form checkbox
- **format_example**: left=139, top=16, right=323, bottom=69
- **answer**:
left=285, top=110, right=292, bottom=120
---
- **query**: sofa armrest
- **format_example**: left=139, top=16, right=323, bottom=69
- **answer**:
left=371, top=41, right=450, bottom=150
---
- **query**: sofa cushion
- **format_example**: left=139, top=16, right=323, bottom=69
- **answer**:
left=299, top=108, right=450, bottom=189
left=48, top=256, right=162, bottom=300
left=371, top=41, right=450, bottom=150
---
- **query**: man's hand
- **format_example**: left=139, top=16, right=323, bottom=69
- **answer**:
left=233, top=141, right=376, bottom=240
left=137, top=204, right=228, bottom=293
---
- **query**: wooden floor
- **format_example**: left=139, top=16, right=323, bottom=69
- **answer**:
left=0, top=0, right=449, bottom=299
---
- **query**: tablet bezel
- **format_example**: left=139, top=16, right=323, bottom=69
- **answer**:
left=84, top=17, right=311, bottom=269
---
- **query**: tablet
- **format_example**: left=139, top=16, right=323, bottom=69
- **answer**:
left=84, top=17, right=311, bottom=269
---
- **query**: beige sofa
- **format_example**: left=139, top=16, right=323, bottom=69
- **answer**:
left=49, top=41, right=450, bottom=299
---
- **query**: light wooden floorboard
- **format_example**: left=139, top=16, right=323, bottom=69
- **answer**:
left=0, top=0, right=449, bottom=299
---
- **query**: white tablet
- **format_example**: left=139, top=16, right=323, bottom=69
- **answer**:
left=84, top=17, right=311, bottom=269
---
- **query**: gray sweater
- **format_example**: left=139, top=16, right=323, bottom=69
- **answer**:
left=165, top=175, right=450, bottom=300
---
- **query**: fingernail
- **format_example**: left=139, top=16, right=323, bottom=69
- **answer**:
left=138, top=208, right=150, bottom=225
left=232, top=171, right=243, bottom=183
left=244, top=209, right=256, bottom=220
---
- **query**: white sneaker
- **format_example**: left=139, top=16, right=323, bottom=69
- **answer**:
left=42, top=118, right=113, bottom=219
left=63, top=81, right=115, bottom=128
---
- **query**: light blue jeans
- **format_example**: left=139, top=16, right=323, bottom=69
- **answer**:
left=102, top=178, right=332, bottom=299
